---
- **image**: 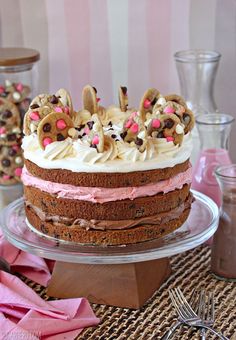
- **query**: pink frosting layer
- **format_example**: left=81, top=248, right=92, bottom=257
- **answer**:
left=22, top=167, right=192, bottom=203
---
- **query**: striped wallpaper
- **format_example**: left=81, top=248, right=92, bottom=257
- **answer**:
left=0, top=0, right=236, bottom=157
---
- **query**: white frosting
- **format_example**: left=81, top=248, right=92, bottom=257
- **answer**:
left=22, top=133, right=192, bottom=173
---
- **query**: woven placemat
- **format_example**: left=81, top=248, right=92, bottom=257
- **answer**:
left=21, top=245, right=236, bottom=339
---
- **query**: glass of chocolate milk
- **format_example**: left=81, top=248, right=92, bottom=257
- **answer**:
left=211, top=164, right=236, bottom=281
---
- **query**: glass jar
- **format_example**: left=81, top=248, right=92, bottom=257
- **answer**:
left=211, top=164, right=236, bottom=281
left=191, top=113, right=234, bottom=207
left=0, top=47, right=40, bottom=120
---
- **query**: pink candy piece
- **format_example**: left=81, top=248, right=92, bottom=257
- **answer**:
left=125, top=119, right=132, bottom=129
left=0, top=86, right=5, bottom=94
left=96, top=98, right=101, bottom=103
left=3, top=175, right=10, bottom=180
left=131, top=111, right=138, bottom=118
left=92, top=135, right=99, bottom=145
left=14, top=167, right=22, bottom=177
left=143, top=99, right=151, bottom=109
left=56, top=119, right=67, bottom=130
left=12, top=145, right=20, bottom=151
left=130, top=123, right=139, bottom=134
left=43, top=137, right=53, bottom=147
left=29, top=111, right=40, bottom=121
left=64, top=106, right=70, bottom=115
left=84, top=127, right=90, bottom=135
left=166, top=136, right=174, bottom=142
left=16, top=83, right=23, bottom=92
left=55, top=107, right=63, bottom=113
left=164, top=106, right=175, bottom=114
left=152, top=119, right=161, bottom=129
left=0, top=127, right=6, bottom=134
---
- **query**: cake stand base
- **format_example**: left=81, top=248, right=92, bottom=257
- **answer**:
left=47, top=258, right=171, bottom=309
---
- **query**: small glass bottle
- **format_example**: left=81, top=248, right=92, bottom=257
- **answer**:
left=191, top=113, right=234, bottom=207
left=211, top=164, right=236, bottom=281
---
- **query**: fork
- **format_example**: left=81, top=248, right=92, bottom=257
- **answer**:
left=170, top=287, right=229, bottom=340
left=196, top=290, right=214, bottom=340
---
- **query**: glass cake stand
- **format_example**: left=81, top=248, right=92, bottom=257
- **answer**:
left=0, top=190, right=219, bottom=264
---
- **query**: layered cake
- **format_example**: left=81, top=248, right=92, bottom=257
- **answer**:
left=22, top=86, right=194, bottom=245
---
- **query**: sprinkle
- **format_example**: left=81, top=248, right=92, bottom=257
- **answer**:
left=16, top=83, right=23, bottom=92
left=164, top=106, right=175, bottom=114
left=84, top=127, right=90, bottom=135
left=130, top=123, right=139, bottom=134
left=144, top=99, right=151, bottom=109
left=15, top=156, right=22, bottom=164
left=0, top=86, right=5, bottom=94
left=92, top=135, right=99, bottom=145
left=12, top=127, right=21, bottom=134
left=14, top=167, right=22, bottom=177
left=157, top=97, right=166, bottom=106
left=43, top=137, right=53, bottom=147
left=56, top=119, right=67, bottom=130
left=29, top=111, right=40, bottom=121
left=131, top=111, right=138, bottom=118
left=152, top=119, right=161, bottom=129
left=96, top=98, right=101, bottom=103
left=0, top=127, right=6, bottom=134
left=176, top=124, right=184, bottom=134
left=12, top=145, right=20, bottom=151
left=166, top=136, right=174, bottom=142
left=55, top=106, right=63, bottom=113
left=13, top=91, right=21, bottom=101
left=125, top=119, right=132, bottom=128
left=3, top=175, right=10, bottom=180
left=64, top=106, right=70, bottom=114
left=138, top=130, right=145, bottom=139
left=5, top=80, right=12, bottom=87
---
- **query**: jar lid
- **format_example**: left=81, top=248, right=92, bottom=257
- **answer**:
left=0, top=47, right=40, bottom=66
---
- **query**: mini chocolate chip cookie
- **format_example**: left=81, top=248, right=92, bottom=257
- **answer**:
left=139, top=88, right=160, bottom=119
left=121, top=112, right=147, bottom=152
left=82, top=85, right=99, bottom=115
left=83, top=114, right=104, bottom=152
left=0, top=144, right=23, bottom=184
left=37, top=112, right=74, bottom=149
left=164, top=94, right=187, bottom=108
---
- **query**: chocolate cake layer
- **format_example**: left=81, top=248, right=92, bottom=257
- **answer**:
left=24, top=184, right=190, bottom=221
left=24, top=159, right=190, bottom=188
left=25, top=203, right=191, bottom=245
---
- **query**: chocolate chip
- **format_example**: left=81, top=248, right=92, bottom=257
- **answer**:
left=0, top=91, right=9, bottom=98
left=120, top=131, right=127, bottom=140
left=111, top=134, right=117, bottom=139
left=43, top=123, right=51, bottom=132
left=87, top=121, right=94, bottom=130
left=135, top=137, right=143, bottom=146
left=2, top=110, right=12, bottom=119
left=50, top=95, right=59, bottom=104
left=8, top=149, right=17, bottom=157
left=92, top=87, right=97, bottom=94
left=91, top=144, right=97, bottom=149
left=108, top=121, right=113, bottom=127
left=157, top=131, right=165, bottom=138
left=151, top=97, right=157, bottom=106
left=108, top=128, right=114, bottom=131
left=164, top=119, right=174, bottom=129
left=76, top=124, right=85, bottom=132
left=57, top=133, right=65, bottom=141
left=183, top=113, right=190, bottom=125
left=121, top=86, right=127, bottom=95
left=0, top=121, right=6, bottom=127
left=7, top=133, right=16, bottom=141
left=30, top=103, right=39, bottom=109
left=82, top=132, right=86, bottom=137
left=2, top=158, right=10, bottom=167
left=0, top=171, right=4, bottom=176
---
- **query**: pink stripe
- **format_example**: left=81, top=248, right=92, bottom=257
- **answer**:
left=128, top=0, right=150, bottom=107
left=146, top=0, right=172, bottom=94
left=64, top=0, right=91, bottom=109
left=89, top=0, right=113, bottom=107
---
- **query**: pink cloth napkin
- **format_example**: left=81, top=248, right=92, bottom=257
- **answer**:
left=0, top=271, right=100, bottom=339
left=0, top=229, right=53, bottom=286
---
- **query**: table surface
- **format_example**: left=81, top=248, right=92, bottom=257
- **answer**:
left=21, top=245, right=236, bottom=340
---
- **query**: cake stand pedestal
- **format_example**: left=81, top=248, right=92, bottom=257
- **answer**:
left=47, top=258, right=171, bottom=308
left=0, top=190, right=219, bottom=309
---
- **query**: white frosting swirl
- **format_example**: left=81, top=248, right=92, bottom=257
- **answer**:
left=43, top=138, right=76, bottom=160
left=101, top=105, right=130, bottom=125
left=73, top=136, right=118, bottom=164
